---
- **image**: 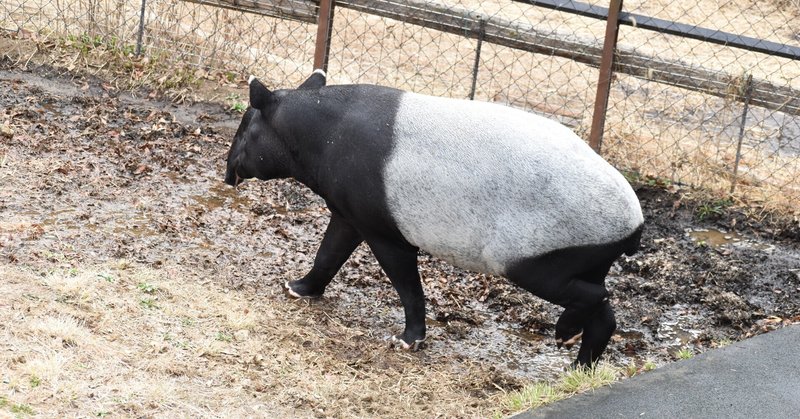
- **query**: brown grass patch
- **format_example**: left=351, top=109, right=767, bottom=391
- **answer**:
left=0, top=263, right=514, bottom=417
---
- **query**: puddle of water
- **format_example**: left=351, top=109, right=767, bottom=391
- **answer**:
left=687, top=228, right=741, bottom=247
left=687, top=228, right=775, bottom=251
left=425, top=317, right=447, bottom=328
left=399, top=310, right=568, bottom=381
left=656, top=304, right=702, bottom=348
left=616, top=329, right=645, bottom=340
left=190, top=182, right=252, bottom=211
left=503, top=327, right=546, bottom=343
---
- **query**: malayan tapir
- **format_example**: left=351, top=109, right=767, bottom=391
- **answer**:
left=224, top=69, right=644, bottom=367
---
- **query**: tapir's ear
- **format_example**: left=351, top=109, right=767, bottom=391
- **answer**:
left=248, top=76, right=274, bottom=110
left=298, top=69, right=326, bottom=90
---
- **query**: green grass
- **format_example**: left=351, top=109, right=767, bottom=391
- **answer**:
left=137, top=282, right=157, bottom=294
left=140, top=298, right=157, bottom=309
left=624, top=359, right=658, bottom=377
left=230, top=101, right=247, bottom=113
left=695, top=198, right=733, bottom=220
left=501, top=382, right=563, bottom=414
left=622, top=170, right=672, bottom=188
left=97, top=273, right=114, bottom=283
left=499, top=363, right=618, bottom=416
left=624, top=362, right=638, bottom=377
left=675, top=347, right=694, bottom=360
left=11, top=403, right=35, bottom=416
left=226, top=93, right=247, bottom=113
left=0, top=398, right=35, bottom=418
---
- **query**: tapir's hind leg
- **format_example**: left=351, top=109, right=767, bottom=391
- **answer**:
left=366, top=238, right=426, bottom=350
left=506, top=246, right=620, bottom=367
left=553, top=262, right=614, bottom=350
left=567, top=261, right=618, bottom=366
left=576, top=299, right=616, bottom=366
left=285, top=212, right=363, bottom=298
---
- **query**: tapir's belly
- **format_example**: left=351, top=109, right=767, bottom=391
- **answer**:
left=383, top=92, right=643, bottom=275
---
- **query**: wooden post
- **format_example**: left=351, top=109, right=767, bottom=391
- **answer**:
left=588, top=0, right=623, bottom=154
left=314, top=0, right=335, bottom=71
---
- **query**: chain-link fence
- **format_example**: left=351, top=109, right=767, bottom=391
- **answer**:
left=1, top=0, right=318, bottom=87
left=603, top=0, right=800, bottom=210
left=2, top=0, right=799, bottom=212
left=325, top=1, right=607, bottom=132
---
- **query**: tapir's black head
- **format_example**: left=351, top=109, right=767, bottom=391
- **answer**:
left=224, top=70, right=327, bottom=186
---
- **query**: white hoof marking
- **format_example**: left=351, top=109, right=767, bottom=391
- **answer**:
left=390, top=335, right=425, bottom=351
left=283, top=280, right=304, bottom=299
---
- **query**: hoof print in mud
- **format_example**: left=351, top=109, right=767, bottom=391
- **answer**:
left=226, top=70, right=643, bottom=367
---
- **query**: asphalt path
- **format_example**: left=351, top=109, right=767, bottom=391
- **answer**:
left=514, top=324, right=800, bottom=419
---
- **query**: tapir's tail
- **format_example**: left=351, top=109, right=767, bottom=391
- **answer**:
left=624, top=224, right=644, bottom=256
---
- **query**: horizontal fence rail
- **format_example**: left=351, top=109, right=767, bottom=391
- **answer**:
left=180, top=0, right=319, bottom=23
left=514, top=0, right=800, bottom=60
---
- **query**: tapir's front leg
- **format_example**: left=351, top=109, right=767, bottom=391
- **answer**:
left=367, top=239, right=426, bottom=350
left=285, top=212, right=363, bottom=298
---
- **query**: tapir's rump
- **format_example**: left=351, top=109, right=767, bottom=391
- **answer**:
left=384, top=92, right=643, bottom=275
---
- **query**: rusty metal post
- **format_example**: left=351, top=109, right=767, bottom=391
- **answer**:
left=588, top=0, right=624, bottom=154
left=313, top=0, right=336, bottom=71
left=730, top=74, right=754, bottom=194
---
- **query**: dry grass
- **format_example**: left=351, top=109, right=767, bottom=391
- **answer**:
left=0, top=263, right=522, bottom=418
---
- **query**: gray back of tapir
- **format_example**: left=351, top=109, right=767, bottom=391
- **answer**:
left=225, top=70, right=645, bottom=367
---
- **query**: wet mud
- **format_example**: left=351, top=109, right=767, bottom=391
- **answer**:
left=2, top=67, right=799, bottom=384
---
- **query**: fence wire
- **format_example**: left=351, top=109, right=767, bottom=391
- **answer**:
left=1, top=0, right=799, bottom=212
left=603, top=0, right=800, bottom=209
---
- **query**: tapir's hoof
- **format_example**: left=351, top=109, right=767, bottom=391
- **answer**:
left=389, top=335, right=426, bottom=351
left=283, top=281, right=322, bottom=299
left=556, top=331, right=583, bottom=350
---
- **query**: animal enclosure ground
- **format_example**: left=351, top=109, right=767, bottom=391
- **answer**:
left=1, top=66, right=799, bottom=418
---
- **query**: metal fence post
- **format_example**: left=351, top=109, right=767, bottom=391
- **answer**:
left=468, top=18, right=486, bottom=100
left=730, top=74, right=754, bottom=194
left=314, top=0, right=336, bottom=71
left=135, top=0, right=147, bottom=56
left=588, top=0, right=624, bottom=154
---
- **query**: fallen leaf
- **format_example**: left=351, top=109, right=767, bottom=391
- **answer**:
left=134, top=164, right=148, bottom=175
left=0, top=123, right=13, bottom=137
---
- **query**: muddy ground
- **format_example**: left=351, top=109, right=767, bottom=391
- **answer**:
left=1, top=65, right=800, bottom=416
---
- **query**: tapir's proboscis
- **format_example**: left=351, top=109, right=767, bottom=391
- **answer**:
left=224, top=70, right=644, bottom=367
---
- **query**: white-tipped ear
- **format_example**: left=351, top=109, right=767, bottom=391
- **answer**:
left=248, top=75, right=256, bottom=85
left=298, top=69, right=327, bottom=90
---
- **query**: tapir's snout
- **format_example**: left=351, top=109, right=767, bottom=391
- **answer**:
left=224, top=163, right=242, bottom=186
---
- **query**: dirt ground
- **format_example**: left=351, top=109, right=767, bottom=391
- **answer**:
left=1, top=65, right=800, bottom=418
